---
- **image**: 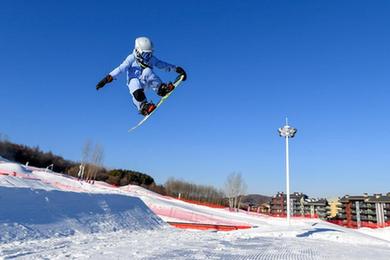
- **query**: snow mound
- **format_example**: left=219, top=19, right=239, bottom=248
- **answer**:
left=0, top=161, right=31, bottom=175
left=0, top=186, right=164, bottom=243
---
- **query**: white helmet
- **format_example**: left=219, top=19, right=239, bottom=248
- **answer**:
left=134, top=36, right=153, bottom=62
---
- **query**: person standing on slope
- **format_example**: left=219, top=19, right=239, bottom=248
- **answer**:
left=96, top=36, right=187, bottom=116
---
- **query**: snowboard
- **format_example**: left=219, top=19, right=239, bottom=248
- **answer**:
left=129, top=74, right=185, bottom=132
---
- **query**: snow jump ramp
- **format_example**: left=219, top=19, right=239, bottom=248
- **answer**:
left=0, top=186, right=164, bottom=243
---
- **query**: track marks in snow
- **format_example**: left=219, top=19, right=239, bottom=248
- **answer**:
left=2, top=226, right=390, bottom=259
left=237, top=239, right=321, bottom=260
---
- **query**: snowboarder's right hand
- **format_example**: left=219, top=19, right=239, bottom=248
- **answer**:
left=176, top=67, right=187, bottom=81
left=96, top=75, right=113, bottom=90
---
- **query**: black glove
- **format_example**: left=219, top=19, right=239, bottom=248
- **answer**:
left=96, top=75, right=113, bottom=90
left=176, top=66, right=187, bottom=81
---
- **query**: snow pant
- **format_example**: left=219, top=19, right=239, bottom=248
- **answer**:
left=127, top=68, right=163, bottom=110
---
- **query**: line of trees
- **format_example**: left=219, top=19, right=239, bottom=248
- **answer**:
left=0, top=139, right=74, bottom=173
left=164, top=178, right=226, bottom=205
left=0, top=138, right=156, bottom=187
left=163, top=173, right=248, bottom=209
left=104, top=169, right=155, bottom=187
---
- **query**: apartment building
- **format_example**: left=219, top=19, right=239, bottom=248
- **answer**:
left=270, top=192, right=328, bottom=219
left=338, top=193, right=390, bottom=228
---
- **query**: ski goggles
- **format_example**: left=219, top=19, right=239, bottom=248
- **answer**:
left=140, top=51, right=152, bottom=61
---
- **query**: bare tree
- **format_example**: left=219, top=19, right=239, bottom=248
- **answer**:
left=90, top=143, right=104, bottom=183
left=237, top=183, right=247, bottom=210
left=81, top=141, right=104, bottom=183
left=224, top=172, right=247, bottom=211
left=0, top=133, right=10, bottom=156
left=80, top=140, right=91, bottom=181
left=82, top=140, right=91, bottom=164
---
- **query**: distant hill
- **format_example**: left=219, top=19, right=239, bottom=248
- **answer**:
left=241, top=194, right=272, bottom=206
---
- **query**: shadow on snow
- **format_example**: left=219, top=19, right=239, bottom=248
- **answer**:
left=296, top=228, right=343, bottom=238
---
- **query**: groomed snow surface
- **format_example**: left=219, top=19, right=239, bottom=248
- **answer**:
left=1, top=160, right=390, bottom=259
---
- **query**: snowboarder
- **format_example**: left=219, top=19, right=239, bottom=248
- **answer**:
left=96, top=36, right=187, bottom=116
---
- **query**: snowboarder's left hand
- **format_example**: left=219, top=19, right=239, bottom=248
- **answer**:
left=96, top=75, right=113, bottom=90
left=176, top=67, right=187, bottom=81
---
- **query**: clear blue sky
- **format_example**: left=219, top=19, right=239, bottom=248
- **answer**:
left=1, top=0, right=389, bottom=197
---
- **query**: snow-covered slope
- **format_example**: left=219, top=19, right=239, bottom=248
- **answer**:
left=358, top=227, right=390, bottom=242
left=0, top=162, right=164, bottom=244
left=0, top=186, right=163, bottom=243
left=1, top=160, right=390, bottom=259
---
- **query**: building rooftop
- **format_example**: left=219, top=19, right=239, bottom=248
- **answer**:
left=340, top=193, right=390, bottom=203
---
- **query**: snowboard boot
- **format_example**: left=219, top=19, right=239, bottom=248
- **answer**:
left=140, top=101, right=156, bottom=116
left=157, top=82, right=175, bottom=97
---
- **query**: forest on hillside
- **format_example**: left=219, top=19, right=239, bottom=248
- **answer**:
left=0, top=139, right=155, bottom=187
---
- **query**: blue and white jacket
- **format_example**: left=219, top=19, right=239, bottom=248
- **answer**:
left=109, top=51, right=176, bottom=84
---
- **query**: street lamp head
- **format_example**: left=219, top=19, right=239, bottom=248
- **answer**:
left=278, top=125, right=297, bottom=138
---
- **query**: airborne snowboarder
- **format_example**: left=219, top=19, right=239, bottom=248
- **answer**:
left=96, top=36, right=187, bottom=116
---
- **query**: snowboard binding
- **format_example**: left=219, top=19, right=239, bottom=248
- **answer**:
left=157, top=82, right=175, bottom=97
left=140, top=102, right=157, bottom=116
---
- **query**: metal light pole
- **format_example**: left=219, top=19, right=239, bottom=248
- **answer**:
left=278, top=118, right=297, bottom=225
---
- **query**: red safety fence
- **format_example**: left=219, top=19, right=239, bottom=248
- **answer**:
left=0, top=169, right=41, bottom=180
left=268, top=213, right=319, bottom=219
left=168, top=222, right=251, bottom=231
left=327, top=219, right=390, bottom=229
left=0, top=170, right=11, bottom=176
left=148, top=204, right=248, bottom=226
left=176, top=198, right=226, bottom=209
left=327, top=219, right=344, bottom=225
left=50, top=182, right=85, bottom=192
